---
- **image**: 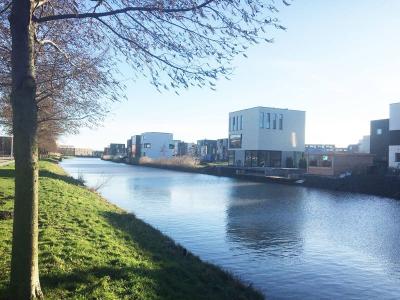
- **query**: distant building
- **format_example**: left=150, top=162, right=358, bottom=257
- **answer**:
left=197, top=139, right=217, bottom=162
left=109, top=143, right=126, bottom=156
left=127, top=135, right=142, bottom=160
left=92, top=151, right=103, bottom=157
left=228, top=106, right=305, bottom=167
left=370, top=119, right=389, bottom=167
left=358, top=135, right=370, bottom=153
left=141, top=132, right=174, bottom=159
left=0, top=136, right=12, bottom=156
left=347, top=144, right=360, bottom=153
left=186, top=143, right=197, bottom=157
left=74, top=148, right=93, bottom=157
left=305, top=144, right=335, bottom=154
left=216, top=138, right=228, bottom=161
left=126, top=138, right=132, bottom=158
left=58, top=145, right=93, bottom=156
left=58, top=145, right=75, bottom=156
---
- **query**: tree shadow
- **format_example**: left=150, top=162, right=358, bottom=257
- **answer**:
left=38, top=211, right=262, bottom=299
left=0, top=169, right=83, bottom=187
left=38, top=170, right=84, bottom=187
left=0, top=169, right=14, bottom=178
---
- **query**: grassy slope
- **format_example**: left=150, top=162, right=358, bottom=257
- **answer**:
left=0, top=161, right=263, bottom=300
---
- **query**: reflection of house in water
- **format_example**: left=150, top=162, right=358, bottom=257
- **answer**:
left=225, top=182, right=306, bottom=254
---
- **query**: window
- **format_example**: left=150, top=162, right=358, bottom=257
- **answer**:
left=259, top=112, right=264, bottom=128
left=279, top=114, right=283, bottom=130
left=144, top=143, right=151, bottom=149
left=236, top=116, right=239, bottom=131
left=266, top=113, right=270, bottom=129
left=377, top=128, right=382, bottom=135
left=240, top=115, right=243, bottom=130
left=273, top=113, right=277, bottom=129
left=229, top=134, right=242, bottom=148
left=291, top=132, right=297, bottom=148
left=228, top=151, right=235, bottom=166
left=232, top=116, right=236, bottom=131
left=229, top=117, right=231, bottom=131
left=169, top=144, right=175, bottom=149
left=396, top=153, right=400, bottom=162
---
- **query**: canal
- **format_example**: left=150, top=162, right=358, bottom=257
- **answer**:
left=61, top=157, right=400, bottom=299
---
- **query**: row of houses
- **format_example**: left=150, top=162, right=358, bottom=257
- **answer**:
left=102, top=104, right=400, bottom=176
left=103, top=133, right=229, bottom=162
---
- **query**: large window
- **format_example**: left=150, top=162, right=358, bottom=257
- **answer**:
left=232, top=116, right=236, bottom=131
left=279, top=114, right=283, bottom=130
left=291, top=132, right=297, bottom=148
left=396, top=153, right=400, bottom=162
left=228, top=151, right=235, bottom=165
left=273, top=113, right=277, bottom=129
left=245, top=150, right=258, bottom=167
left=144, top=143, right=151, bottom=149
left=266, top=113, right=270, bottom=129
left=259, top=112, right=264, bottom=128
left=229, top=134, right=242, bottom=148
left=240, top=115, right=243, bottom=130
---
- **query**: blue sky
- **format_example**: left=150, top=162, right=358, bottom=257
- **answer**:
left=60, top=0, right=400, bottom=150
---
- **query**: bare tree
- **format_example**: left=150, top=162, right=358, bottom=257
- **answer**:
left=1, top=0, right=288, bottom=298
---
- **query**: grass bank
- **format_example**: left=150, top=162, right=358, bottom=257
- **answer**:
left=0, top=161, right=262, bottom=299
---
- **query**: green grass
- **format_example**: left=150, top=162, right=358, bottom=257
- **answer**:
left=0, top=161, right=263, bottom=299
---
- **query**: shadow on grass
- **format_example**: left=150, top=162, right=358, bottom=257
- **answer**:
left=0, top=169, right=14, bottom=178
left=40, top=265, right=160, bottom=298
left=0, top=169, right=83, bottom=187
left=38, top=211, right=262, bottom=299
left=38, top=170, right=84, bottom=187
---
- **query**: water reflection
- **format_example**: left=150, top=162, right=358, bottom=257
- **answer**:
left=226, top=182, right=306, bottom=256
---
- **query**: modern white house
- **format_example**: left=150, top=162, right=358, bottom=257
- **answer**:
left=389, top=102, right=400, bottom=168
left=140, top=132, right=174, bottom=159
left=228, top=106, right=306, bottom=167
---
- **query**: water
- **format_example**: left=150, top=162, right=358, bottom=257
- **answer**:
left=60, top=158, right=400, bottom=299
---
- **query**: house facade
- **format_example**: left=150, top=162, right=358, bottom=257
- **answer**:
left=141, top=132, right=174, bottom=159
left=197, top=139, right=217, bottom=162
left=228, top=106, right=306, bottom=167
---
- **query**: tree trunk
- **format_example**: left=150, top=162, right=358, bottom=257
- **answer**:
left=9, top=0, right=43, bottom=299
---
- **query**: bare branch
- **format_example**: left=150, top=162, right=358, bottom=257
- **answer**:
left=0, top=2, right=11, bottom=15
left=33, top=0, right=216, bottom=23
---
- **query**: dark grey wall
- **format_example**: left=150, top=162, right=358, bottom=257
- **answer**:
left=370, top=119, right=389, bottom=165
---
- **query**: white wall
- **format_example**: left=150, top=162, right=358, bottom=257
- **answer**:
left=389, top=102, right=400, bottom=168
left=390, top=103, right=400, bottom=131
left=141, top=132, right=173, bottom=159
left=228, top=107, right=305, bottom=152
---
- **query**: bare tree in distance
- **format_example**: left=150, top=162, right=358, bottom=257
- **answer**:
left=0, top=0, right=289, bottom=298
